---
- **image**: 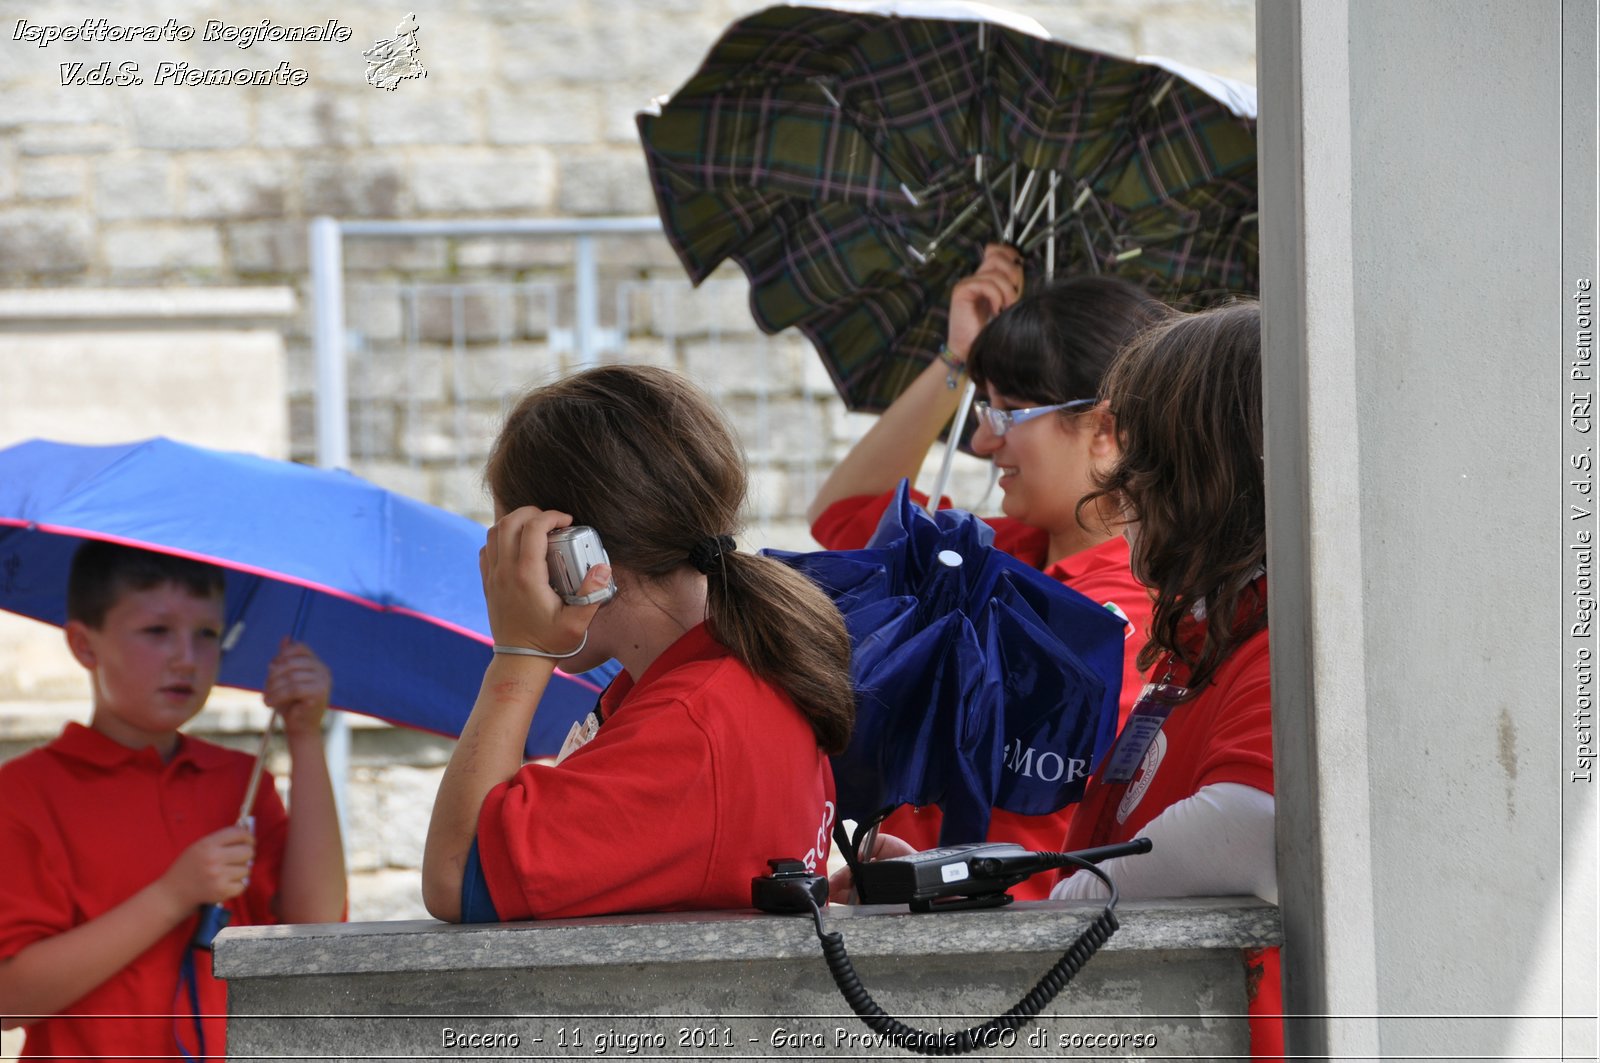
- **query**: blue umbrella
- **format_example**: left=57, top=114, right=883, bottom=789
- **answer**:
left=770, top=481, right=1126, bottom=847
left=0, top=438, right=618, bottom=758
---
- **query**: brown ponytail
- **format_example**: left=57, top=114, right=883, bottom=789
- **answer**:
left=486, top=365, right=855, bottom=754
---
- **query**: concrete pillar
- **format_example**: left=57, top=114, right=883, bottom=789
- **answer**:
left=1259, top=1, right=1597, bottom=1058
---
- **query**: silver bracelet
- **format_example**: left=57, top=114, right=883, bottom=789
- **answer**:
left=492, top=632, right=588, bottom=660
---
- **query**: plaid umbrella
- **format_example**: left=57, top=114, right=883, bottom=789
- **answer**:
left=637, top=1, right=1258, bottom=413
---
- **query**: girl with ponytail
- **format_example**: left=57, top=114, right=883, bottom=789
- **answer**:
left=423, top=365, right=854, bottom=923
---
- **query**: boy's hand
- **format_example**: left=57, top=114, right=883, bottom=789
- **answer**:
left=827, top=832, right=917, bottom=904
left=265, top=638, right=332, bottom=739
left=163, top=825, right=256, bottom=907
left=947, top=243, right=1024, bottom=360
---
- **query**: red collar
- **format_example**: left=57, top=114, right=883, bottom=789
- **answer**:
left=1042, top=533, right=1132, bottom=583
left=51, top=720, right=231, bottom=773
left=598, top=622, right=728, bottom=718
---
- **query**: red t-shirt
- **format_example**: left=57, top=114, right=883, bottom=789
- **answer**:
left=811, top=488, right=1152, bottom=898
left=1062, top=623, right=1279, bottom=1063
left=0, top=722, right=288, bottom=1062
left=476, top=623, right=837, bottom=920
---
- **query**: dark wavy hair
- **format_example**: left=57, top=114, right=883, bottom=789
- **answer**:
left=485, top=365, right=855, bottom=754
left=966, top=275, right=1169, bottom=406
left=67, top=541, right=225, bottom=627
left=1081, top=301, right=1265, bottom=696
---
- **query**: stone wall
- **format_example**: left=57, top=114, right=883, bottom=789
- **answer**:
left=0, top=4, right=1253, bottom=1055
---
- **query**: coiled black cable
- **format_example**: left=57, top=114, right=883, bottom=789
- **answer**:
left=805, top=854, right=1121, bottom=1056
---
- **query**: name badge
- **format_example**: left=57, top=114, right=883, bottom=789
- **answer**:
left=1101, top=683, right=1187, bottom=783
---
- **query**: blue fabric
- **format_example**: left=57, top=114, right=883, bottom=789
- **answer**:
left=459, top=837, right=500, bottom=923
left=768, top=480, right=1126, bottom=846
left=0, top=437, right=619, bottom=757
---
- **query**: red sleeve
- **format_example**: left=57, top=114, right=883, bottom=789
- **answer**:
left=0, top=761, right=72, bottom=961
left=1193, top=631, right=1275, bottom=796
left=475, top=707, right=718, bottom=920
left=810, top=487, right=946, bottom=550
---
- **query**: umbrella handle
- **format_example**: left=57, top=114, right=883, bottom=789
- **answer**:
left=926, top=379, right=977, bottom=515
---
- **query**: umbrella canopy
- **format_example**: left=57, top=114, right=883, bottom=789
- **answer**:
left=638, top=1, right=1258, bottom=413
left=769, top=481, right=1127, bottom=845
left=0, top=438, right=617, bottom=758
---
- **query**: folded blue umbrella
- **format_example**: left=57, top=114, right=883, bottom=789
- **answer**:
left=771, top=481, right=1126, bottom=846
left=0, top=438, right=618, bottom=757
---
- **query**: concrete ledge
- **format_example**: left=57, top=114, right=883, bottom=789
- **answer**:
left=219, top=900, right=1278, bottom=1058
left=0, top=287, right=296, bottom=328
left=215, top=897, right=1279, bottom=978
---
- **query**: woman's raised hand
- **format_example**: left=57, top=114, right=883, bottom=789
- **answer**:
left=479, top=506, right=609, bottom=657
left=947, top=243, right=1024, bottom=360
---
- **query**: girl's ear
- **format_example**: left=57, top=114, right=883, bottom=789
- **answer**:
left=1087, top=402, right=1118, bottom=459
left=64, top=620, right=97, bottom=669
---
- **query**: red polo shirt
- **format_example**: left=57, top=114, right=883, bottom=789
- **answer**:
left=811, top=489, right=1152, bottom=897
left=0, top=722, right=288, bottom=1062
left=476, top=623, right=837, bottom=920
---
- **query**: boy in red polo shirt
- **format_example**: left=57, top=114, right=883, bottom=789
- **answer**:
left=0, top=542, right=347, bottom=1061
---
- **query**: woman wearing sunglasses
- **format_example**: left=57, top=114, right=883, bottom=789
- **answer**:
left=808, top=244, right=1168, bottom=897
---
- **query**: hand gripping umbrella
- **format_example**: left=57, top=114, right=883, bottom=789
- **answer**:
left=638, top=0, right=1258, bottom=416
left=0, top=438, right=619, bottom=758
left=768, top=480, right=1127, bottom=852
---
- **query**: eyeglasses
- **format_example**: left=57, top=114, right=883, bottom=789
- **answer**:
left=972, top=398, right=1099, bottom=437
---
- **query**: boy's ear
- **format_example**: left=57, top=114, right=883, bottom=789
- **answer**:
left=64, top=620, right=98, bottom=669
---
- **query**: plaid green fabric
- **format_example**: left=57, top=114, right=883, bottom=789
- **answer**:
left=638, top=4, right=1258, bottom=412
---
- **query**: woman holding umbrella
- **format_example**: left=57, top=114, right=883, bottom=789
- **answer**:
left=808, top=244, right=1166, bottom=895
left=423, top=366, right=854, bottom=923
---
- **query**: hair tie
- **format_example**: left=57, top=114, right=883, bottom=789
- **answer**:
left=688, top=534, right=735, bottom=574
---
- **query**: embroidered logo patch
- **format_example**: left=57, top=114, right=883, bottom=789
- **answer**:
left=1117, top=731, right=1166, bottom=825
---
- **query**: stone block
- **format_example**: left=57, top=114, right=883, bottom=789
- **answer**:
left=604, top=80, right=669, bottom=144
left=517, top=282, right=565, bottom=338
left=184, top=157, right=289, bottom=219
left=0, top=208, right=92, bottom=274
left=343, top=238, right=449, bottom=273
left=555, top=149, right=655, bottom=215
left=1136, top=14, right=1256, bottom=84
left=102, top=223, right=224, bottom=274
left=3, top=88, right=118, bottom=126
left=399, top=404, right=470, bottom=464
left=412, top=286, right=518, bottom=343
left=348, top=867, right=430, bottom=923
left=300, top=157, right=410, bottom=218
left=344, top=767, right=385, bottom=873
left=257, top=91, right=365, bottom=150
left=719, top=395, right=829, bottom=465
left=486, top=87, right=601, bottom=145
left=435, top=466, right=493, bottom=522
left=680, top=335, right=785, bottom=397
left=95, top=157, right=176, bottom=221
left=348, top=286, right=405, bottom=341
left=0, top=141, right=17, bottom=201
left=351, top=460, right=432, bottom=504
left=128, top=95, right=250, bottom=150
left=19, top=157, right=85, bottom=201
left=374, top=765, right=441, bottom=869
left=649, top=278, right=761, bottom=339
left=496, top=19, right=613, bottom=85
left=602, top=337, right=675, bottom=371
left=0, top=329, right=288, bottom=456
left=411, top=150, right=556, bottom=214
left=454, top=236, right=577, bottom=272
left=226, top=220, right=308, bottom=275
left=366, top=93, right=480, bottom=147
left=0, top=615, right=82, bottom=700
left=455, top=343, right=564, bottom=403
left=347, top=404, right=402, bottom=463
left=348, top=346, right=447, bottom=404
left=16, top=124, right=120, bottom=155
